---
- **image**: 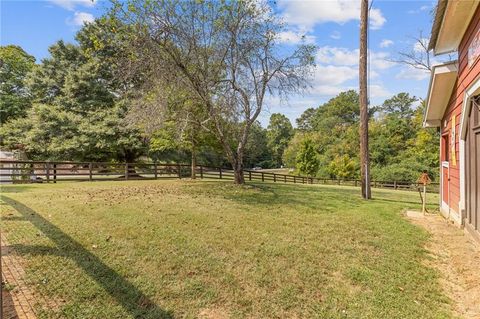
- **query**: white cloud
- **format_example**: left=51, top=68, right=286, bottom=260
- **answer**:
left=396, top=66, right=430, bottom=80
left=369, top=8, right=386, bottom=30
left=317, top=47, right=358, bottom=66
left=314, top=65, right=357, bottom=86
left=380, top=39, right=394, bottom=48
left=369, top=84, right=391, bottom=98
left=309, top=46, right=395, bottom=98
left=278, top=0, right=386, bottom=30
left=408, top=5, right=431, bottom=14
left=330, top=31, right=341, bottom=40
left=277, top=31, right=316, bottom=45
left=312, top=85, right=348, bottom=96
left=370, top=52, right=396, bottom=70
left=49, top=0, right=96, bottom=11
left=68, top=11, right=95, bottom=26
left=316, top=46, right=395, bottom=70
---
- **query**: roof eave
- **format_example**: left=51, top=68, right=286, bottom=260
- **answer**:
left=428, top=0, right=448, bottom=52
left=423, top=61, right=459, bottom=128
left=429, top=0, right=480, bottom=56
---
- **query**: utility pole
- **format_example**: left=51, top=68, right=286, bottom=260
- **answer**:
left=359, top=0, right=371, bottom=199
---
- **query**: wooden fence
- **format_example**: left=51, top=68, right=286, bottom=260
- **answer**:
left=0, top=160, right=439, bottom=193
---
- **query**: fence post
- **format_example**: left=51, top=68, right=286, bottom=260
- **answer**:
left=284, top=175, right=287, bottom=183
left=273, top=174, right=276, bottom=183
left=177, top=164, right=181, bottom=179
left=219, top=167, right=222, bottom=179
left=355, top=180, right=358, bottom=187
left=261, top=172, right=264, bottom=182
left=200, top=166, right=203, bottom=179
left=89, top=163, right=93, bottom=181
left=374, top=180, right=377, bottom=188
left=125, top=163, right=129, bottom=180
left=153, top=163, right=157, bottom=179
left=249, top=171, right=252, bottom=181
left=46, top=162, right=50, bottom=183
left=394, top=180, right=397, bottom=190
left=53, top=163, right=57, bottom=183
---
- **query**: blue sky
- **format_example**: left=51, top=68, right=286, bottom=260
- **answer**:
left=1, top=0, right=438, bottom=126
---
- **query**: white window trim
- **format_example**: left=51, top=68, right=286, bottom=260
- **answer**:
left=458, top=76, right=480, bottom=218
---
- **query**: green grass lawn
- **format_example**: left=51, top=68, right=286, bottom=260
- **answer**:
left=0, top=180, right=451, bottom=318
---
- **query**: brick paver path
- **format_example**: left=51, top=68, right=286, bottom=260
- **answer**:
left=1, top=234, right=37, bottom=319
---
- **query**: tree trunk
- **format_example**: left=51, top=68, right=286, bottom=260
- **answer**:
left=233, top=160, right=245, bottom=184
left=359, top=0, right=372, bottom=199
left=191, top=137, right=197, bottom=179
left=124, top=150, right=138, bottom=177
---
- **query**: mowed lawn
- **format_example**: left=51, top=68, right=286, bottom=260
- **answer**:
left=1, top=180, right=451, bottom=318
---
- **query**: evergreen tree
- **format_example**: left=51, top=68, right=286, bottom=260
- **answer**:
left=0, top=45, right=35, bottom=122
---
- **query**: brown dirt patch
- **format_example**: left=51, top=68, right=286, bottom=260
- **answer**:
left=198, top=307, right=231, bottom=319
left=406, top=211, right=480, bottom=319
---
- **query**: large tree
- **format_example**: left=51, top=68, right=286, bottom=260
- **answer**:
left=1, top=21, right=146, bottom=162
left=267, top=113, right=294, bottom=167
left=0, top=45, right=35, bottom=123
left=111, top=0, right=315, bottom=184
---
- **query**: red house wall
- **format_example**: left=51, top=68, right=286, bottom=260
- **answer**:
left=441, top=6, right=480, bottom=213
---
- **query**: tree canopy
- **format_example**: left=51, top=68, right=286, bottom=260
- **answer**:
left=0, top=4, right=439, bottom=184
left=110, top=0, right=315, bottom=183
left=0, top=45, right=35, bottom=122
left=284, top=91, right=439, bottom=182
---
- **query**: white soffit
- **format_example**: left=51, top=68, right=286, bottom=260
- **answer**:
left=424, top=62, right=458, bottom=127
left=434, top=0, right=479, bottom=55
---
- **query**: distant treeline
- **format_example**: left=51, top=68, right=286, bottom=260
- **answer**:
left=0, top=10, right=438, bottom=183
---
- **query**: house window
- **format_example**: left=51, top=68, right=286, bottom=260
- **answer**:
left=442, top=133, right=449, bottom=162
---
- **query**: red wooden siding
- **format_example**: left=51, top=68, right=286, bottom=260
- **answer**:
left=441, top=5, right=480, bottom=214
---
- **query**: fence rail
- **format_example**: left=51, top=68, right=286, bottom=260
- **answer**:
left=0, top=160, right=439, bottom=193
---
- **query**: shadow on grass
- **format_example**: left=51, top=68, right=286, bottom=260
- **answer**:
left=226, top=182, right=362, bottom=208
left=196, top=181, right=430, bottom=213
left=1, top=195, right=174, bottom=318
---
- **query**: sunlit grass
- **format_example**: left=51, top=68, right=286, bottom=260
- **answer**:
left=0, top=180, right=451, bottom=318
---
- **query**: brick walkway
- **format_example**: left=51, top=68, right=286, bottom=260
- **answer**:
left=1, top=234, right=37, bottom=319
